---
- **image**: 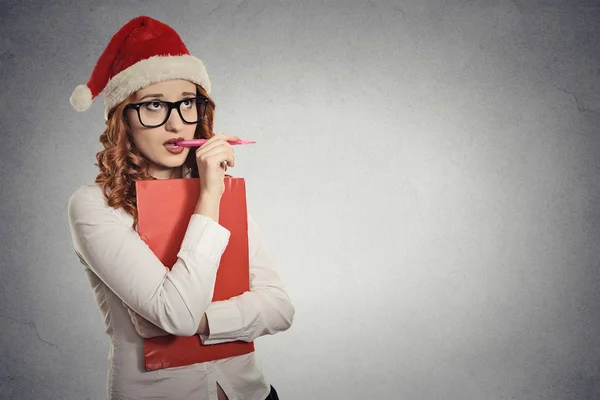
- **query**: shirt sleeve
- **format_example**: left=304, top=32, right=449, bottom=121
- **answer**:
left=68, top=186, right=230, bottom=337
left=199, top=213, right=295, bottom=345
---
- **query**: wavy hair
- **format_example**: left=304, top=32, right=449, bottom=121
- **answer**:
left=94, top=84, right=217, bottom=230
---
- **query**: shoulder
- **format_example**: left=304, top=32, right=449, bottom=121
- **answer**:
left=67, top=183, right=125, bottom=224
left=68, top=183, right=106, bottom=210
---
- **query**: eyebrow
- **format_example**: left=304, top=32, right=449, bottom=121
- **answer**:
left=138, top=92, right=197, bottom=101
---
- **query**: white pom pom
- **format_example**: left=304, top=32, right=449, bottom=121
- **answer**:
left=70, top=84, right=93, bottom=111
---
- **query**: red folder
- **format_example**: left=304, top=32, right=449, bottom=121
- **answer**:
left=135, top=177, right=255, bottom=371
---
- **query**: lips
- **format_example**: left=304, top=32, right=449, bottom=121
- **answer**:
left=163, top=137, right=184, bottom=145
left=163, top=137, right=186, bottom=155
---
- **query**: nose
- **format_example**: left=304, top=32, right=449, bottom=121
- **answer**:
left=164, top=107, right=184, bottom=132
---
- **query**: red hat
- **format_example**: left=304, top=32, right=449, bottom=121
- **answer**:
left=70, top=16, right=211, bottom=118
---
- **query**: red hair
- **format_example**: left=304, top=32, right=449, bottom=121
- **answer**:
left=94, top=85, right=216, bottom=229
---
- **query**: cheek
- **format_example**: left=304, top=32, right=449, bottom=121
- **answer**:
left=130, top=128, right=159, bottom=158
left=185, top=124, right=198, bottom=138
left=130, top=129, right=147, bottom=150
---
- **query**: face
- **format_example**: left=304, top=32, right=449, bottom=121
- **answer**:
left=126, top=79, right=198, bottom=179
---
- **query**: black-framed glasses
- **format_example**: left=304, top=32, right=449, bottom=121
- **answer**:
left=124, top=96, right=209, bottom=128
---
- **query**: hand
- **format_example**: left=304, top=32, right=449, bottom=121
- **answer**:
left=123, top=301, right=170, bottom=338
left=195, top=134, right=239, bottom=198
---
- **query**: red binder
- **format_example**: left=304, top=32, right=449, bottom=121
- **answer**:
left=135, top=177, right=255, bottom=371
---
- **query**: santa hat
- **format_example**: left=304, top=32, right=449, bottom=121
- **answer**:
left=70, top=16, right=211, bottom=118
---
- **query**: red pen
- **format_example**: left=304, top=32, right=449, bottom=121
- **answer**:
left=176, top=139, right=256, bottom=147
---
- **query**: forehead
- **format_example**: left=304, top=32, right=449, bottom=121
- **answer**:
left=133, top=79, right=196, bottom=100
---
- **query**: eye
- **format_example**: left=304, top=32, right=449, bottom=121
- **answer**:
left=144, top=101, right=163, bottom=111
left=181, top=98, right=196, bottom=109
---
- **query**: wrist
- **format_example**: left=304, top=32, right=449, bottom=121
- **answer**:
left=194, top=192, right=221, bottom=222
left=199, top=189, right=222, bottom=201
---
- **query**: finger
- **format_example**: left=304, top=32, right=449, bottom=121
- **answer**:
left=195, top=137, right=233, bottom=157
left=209, top=152, right=234, bottom=170
left=202, top=133, right=239, bottom=147
left=216, top=133, right=240, bottom=142
left=194, top=133, right=238, bottom=153
left=198, top=143, right=235, bottom=165
left=222, top=149, right=235, bottom=168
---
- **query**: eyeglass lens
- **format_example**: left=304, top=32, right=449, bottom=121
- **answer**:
left=139, top=98, right=205, bottom=127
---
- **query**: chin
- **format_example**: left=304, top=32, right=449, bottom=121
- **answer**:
left=162, top=156, right=187, bottom=168
left=156, top=148, right=189, bottom=167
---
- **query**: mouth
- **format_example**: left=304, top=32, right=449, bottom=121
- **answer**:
left=163, top=137, right=185, bottom=148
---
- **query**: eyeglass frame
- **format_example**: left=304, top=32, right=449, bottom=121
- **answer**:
left=123, top=96, right=209, bottom=128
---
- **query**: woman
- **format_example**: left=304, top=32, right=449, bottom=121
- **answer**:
left=67, top=16, right=294, bottom=400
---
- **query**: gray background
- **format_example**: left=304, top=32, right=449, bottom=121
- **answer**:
left=1, top=0, right=599, bottom=399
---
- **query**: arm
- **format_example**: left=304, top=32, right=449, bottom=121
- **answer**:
left=125, top=303, right=209, bottom=338
left=198, top=213, right=295, bottom=345
left=68, top=186, right=229, bottom=337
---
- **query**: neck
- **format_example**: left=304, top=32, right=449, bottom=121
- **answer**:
left=151, top=166, right=182, bottom=180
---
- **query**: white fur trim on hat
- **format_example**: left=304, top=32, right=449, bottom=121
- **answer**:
left=70, top=84, right=93, bottom=111
left=103, top=54, right=211, bottom=118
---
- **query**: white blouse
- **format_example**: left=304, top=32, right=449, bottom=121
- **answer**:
left=67, top=172, right=294, bottom=400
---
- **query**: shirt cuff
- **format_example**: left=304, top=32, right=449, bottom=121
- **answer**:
left=199, top=300, right=244, bottom=345
left=179, top=214, right=231, bottom=264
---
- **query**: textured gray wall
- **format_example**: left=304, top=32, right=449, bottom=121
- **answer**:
left=1, top=0, right=599, bottom=399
